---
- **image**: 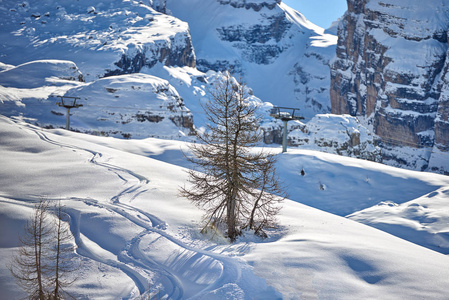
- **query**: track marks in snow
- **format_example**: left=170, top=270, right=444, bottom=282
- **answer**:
left=66, top=207, right=148, bottom=296
left=24, top=125, right=265, bottom=299
left=33, top=129, right=149, bottom=204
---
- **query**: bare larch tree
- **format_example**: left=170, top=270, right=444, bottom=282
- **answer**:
left=49, top=201, right=78, bottom=299
left=180, top=71, right=286, bottom=242
left=10, top=199, right=52, bottom=299
left=10, top=199, right=78, bottom=299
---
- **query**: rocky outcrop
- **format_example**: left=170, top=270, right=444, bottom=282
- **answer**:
left=0, top=0, right=196, bottom=80
left=287, top=114, right=381, bottom=162
left=104, top=32, right=196, bottom=77
left=168, top=0, right=337, bottom=119
left=218, top=0, right=281, bottom=11
left=330, top=0, right=449, bottom=172
left=149, top=0, right=167, bottom=13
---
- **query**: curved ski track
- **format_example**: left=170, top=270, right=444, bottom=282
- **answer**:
left=10, top=126, right=248, bottom=299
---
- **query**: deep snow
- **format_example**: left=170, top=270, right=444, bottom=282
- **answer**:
left=1, top=115, right=449, bottom=299
left=0, top=3, right=448, bottom=297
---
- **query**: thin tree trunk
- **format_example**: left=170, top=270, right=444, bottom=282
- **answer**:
left=54, top=209, right=62, bottom=299
left=37, top=204, right=46, bottom=300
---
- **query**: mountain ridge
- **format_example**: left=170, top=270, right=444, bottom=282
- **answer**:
left=1, top=0, right=449, bottom=174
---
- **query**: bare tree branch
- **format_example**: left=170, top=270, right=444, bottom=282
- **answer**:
left=9, top=199, right=79, bottom=299
left=180, top=71, right=286, bottom=242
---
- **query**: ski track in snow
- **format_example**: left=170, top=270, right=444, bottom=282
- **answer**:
left=7, top=125, right=249, bottom=299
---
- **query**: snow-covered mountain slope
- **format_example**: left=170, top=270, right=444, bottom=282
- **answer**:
left=2, top=115, right=449, bottom=299
left=0, top=0, right=195, bottom=80
left=167, top=0, right=337, bottom=119
left=0, top=59, right=271, bottom=139
left=1, top=0, right=360, bottom=153
left=0, top=0, right=209, bottom=138
left=0, top=60, right=196, bottom=138
left=330, top=0, right=449, bottom=174
left=0, top=60, right=78, bottom=121
left=286, top=114, right=381, bottom=161
left=62, top=73, right=195, bottom=139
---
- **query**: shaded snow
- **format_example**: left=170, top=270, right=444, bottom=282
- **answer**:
left=1, top=115, right=449, bottom=299
left=167, top=0, right=337, bottom=118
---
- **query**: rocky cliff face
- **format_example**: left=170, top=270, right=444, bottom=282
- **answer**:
left=167, top=0, right=337, bottom=119
left=435, top=37, right=449, bottom=152
left=331, top=0, right=449, bottom=173
left=218, top=0, right=281, bottom=11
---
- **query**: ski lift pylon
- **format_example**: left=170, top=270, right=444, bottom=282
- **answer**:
left=269, top=106, right=304, bottom=153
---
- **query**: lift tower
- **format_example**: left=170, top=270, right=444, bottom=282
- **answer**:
left=56, top=96, right=83, bottom=130
left=270, top=107, right=304, bottom=153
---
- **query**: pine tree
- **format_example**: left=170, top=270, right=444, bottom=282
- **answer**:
left=180, top=72, right=286, bottom=242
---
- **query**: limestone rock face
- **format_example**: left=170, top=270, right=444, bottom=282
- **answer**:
left=435, top=32, right=449, bottom=153
left=218, top=0, right=281, bottom=11
left=330, top=0, right=449, bottom=173
left=104, top=32, right=196, bottom=77
left=168, top=0, right=337, bottom=119
left=288, top=114, right=381, bottom=162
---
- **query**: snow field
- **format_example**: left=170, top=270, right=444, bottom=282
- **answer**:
left=0, top=115, right=278, bottom=299
left=1, top=114, right=449, bottom=299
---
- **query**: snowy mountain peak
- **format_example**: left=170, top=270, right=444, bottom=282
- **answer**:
left=168, top=0, right=337, bottom=118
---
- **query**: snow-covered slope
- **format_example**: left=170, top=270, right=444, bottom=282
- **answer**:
left=167, top=0, right=337, bottom=119
left=286, top=114, right=381, bottom=161
left=0, top=60, right=197, bottom=138
left=0, top=59, right=271, bottom=139
left=348, top=187, right=449, bottom=255
left=0, top=60, right=84, bottom=100
left=2, top=115, right=449, bottom=299
left=0, top=0, right=195, bottom=80
left=62, top=73, right=195, bottom=139
left=0, top=0, right=205, bottom=138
